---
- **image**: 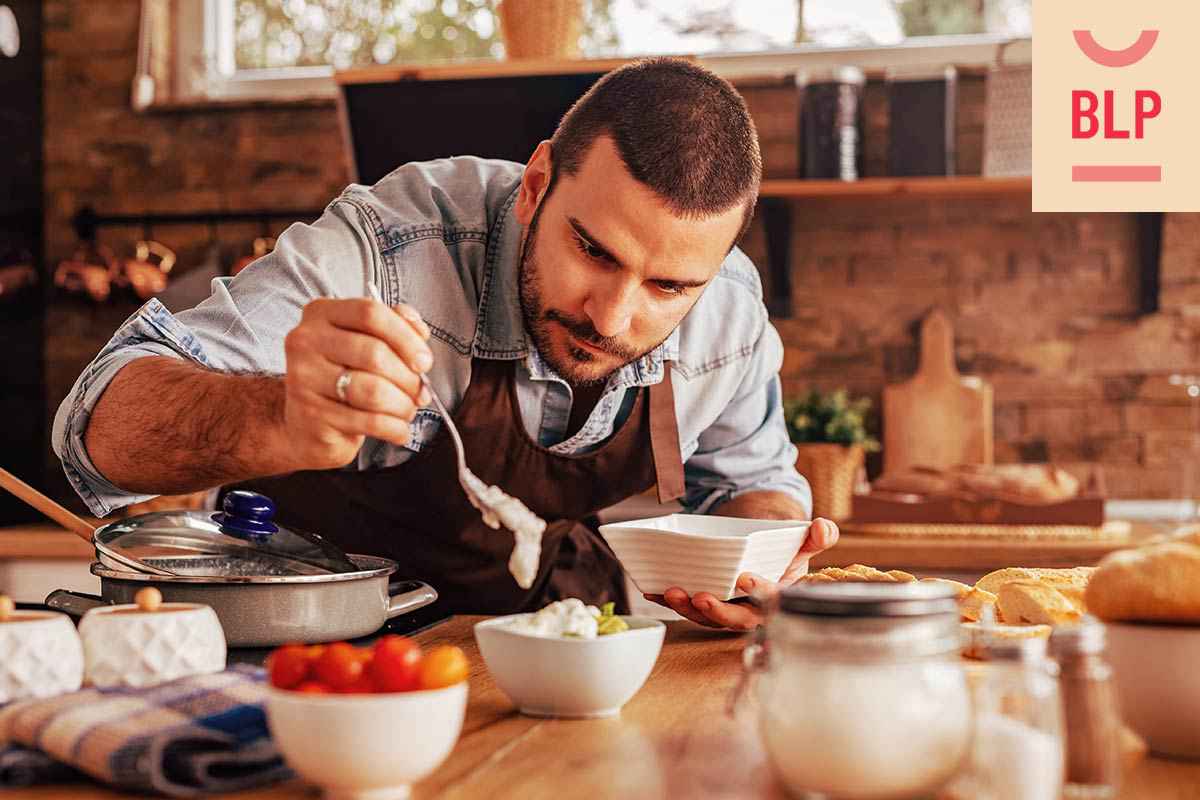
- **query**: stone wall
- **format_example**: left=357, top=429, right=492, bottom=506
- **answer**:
left=41, top=0, right=1200, bottom=499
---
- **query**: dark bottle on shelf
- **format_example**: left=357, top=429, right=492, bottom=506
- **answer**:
left=887, top=65, right=958, bottom=177
left=797, top=66, right=865, bottom=181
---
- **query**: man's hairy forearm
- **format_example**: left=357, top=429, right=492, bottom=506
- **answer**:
left=711, top=490, right=810, bottom=521
left=84, top=356, right=295, bottom=495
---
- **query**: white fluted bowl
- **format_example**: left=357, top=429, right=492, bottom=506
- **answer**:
left=599, top=514, right=809, bottom=600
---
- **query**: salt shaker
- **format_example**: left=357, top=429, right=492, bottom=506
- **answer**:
left=946, top=636, right=1065, bottom=800
left=1050, top=618, right=1122, bottom=798
left=738, top=582, right=972, bottom=799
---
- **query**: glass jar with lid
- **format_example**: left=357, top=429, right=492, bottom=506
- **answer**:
left=742, top=581, right=972, bottom=800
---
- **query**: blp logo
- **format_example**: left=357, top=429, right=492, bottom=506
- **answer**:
left=1070, top=30, right=1162, bottom=182
left=1035, top=3, right=1198, bottom=211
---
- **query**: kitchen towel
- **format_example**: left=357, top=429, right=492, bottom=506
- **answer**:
left=0, top=664, right=292, bottom=796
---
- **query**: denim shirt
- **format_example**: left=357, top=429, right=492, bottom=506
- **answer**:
left=53, top=157, right=810, bottom=518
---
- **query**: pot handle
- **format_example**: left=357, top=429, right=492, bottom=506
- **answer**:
left=386, top=580, right=438, bottom=619
left=45, top=589, right=110, bottom=618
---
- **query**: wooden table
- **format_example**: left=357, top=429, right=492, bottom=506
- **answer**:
left=0, top=521, right=1158, bottom=567
left=6, top=616, right=1200, bottom=799
left=808, top=529, right=1151, bottom=573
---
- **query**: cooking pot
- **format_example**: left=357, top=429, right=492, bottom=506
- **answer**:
left=0, top=469, right=440, bottom=646
left=47, top=561, right=436, bottom=647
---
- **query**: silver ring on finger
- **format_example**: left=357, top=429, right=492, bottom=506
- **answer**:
left=334, top=370, right=353, bottom=404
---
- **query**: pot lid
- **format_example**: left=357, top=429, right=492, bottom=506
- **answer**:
left=93, top=490, right=361, bottom=577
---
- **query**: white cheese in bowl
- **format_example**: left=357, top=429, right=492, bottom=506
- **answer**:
left=502, top=598, right=634, bottom=639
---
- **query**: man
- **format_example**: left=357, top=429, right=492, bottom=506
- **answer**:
left=54, top=58, right=837, bottom=630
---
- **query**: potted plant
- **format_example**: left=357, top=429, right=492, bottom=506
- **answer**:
left=784, top=389, right=880, bottom=521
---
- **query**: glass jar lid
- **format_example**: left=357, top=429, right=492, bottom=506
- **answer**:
left=771, top=582, right=962, bottom=660
left=779, top=581, right=961, bottom=617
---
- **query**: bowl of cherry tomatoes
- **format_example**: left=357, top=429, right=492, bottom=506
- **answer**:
left=264, top=635, right=469, bottom=800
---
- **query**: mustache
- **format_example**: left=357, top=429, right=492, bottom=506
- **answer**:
left=544, top=310, right=640, bottom=360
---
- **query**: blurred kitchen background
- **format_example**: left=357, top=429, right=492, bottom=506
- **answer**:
left=3, top=0, right=1199, bottom=527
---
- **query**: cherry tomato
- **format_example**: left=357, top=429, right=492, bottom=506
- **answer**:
left=335, top=674, right=378, bottom=694
left=369, top=635, right=423, bottom=692
left=418, top=645, right=469, bottom=690
left=268, top=645, right=313, bottom=689
left=313, top=642, right=365, bottom=689
left=295, top=681, right=332, bottom=694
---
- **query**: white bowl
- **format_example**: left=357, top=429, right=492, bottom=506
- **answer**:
left=599, top=514, right=809, bottom=599
left=266, top=681, right=468, bottom=800
left=1106, top=621, right=1200, bottom=759
left=473, top=615, right=665, bottom=718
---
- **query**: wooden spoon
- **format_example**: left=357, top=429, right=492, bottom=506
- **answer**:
left=0, top=467, right=174, bottom=575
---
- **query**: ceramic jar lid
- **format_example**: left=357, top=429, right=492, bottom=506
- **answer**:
left=78, top=588, right=227, bottom=688
left=0, top=595, right=85, bottom=703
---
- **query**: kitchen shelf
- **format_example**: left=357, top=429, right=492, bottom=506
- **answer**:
left=756, top=176, right=1033, bottom=319
left=758, top=176, right=1032, bottom=199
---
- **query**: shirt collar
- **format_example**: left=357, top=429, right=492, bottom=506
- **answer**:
left=473, top=184, right=679, bottom=388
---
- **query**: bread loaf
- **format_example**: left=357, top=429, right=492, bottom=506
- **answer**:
left=996, top=580, right=1082, bottom=626
left=1085, top=531, right=1200, bottom=622
left=920, top=578, right=996, bottom=622
left=974, top=566, right=1095, bottom=600
left=800, top=565, right=917, bottom=584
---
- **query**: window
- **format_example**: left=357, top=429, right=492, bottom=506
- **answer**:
left=171, top=0, right=1031, bottom=104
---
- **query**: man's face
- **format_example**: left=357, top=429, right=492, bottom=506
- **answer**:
left=515, top=136, right=746, bottom=386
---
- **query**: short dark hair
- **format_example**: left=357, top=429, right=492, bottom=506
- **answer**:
left=550, top=57, right=762, bottom=245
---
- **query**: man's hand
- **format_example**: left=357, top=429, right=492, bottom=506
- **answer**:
left=282, top=298, right=433, bottom=470
left=644, top=517, right=840, bottom=631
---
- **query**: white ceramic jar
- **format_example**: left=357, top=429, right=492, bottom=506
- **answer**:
left=78, top=588, right=227, bottom=688
left=0, top=596, right=85, bottom=703
left=745, top=582, right=973, bottom=800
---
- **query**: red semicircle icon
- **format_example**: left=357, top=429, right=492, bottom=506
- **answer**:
left=1072, top=30, right=1160, bottom=68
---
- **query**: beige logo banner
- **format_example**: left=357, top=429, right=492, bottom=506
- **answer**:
left=1034, top=1, right=1200, bottom=211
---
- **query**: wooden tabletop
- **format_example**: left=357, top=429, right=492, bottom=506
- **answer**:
left=0, top=523, right=93, bottom=559
left=6, top=616, right=1200, bottom=799
left=0, top=521, right=1159, bottom=569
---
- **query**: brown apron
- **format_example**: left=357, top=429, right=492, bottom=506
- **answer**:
left=234, top=358, right=685, bottom=616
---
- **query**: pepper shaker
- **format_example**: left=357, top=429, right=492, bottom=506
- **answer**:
left=1050, top=618, right=1122, bottom=798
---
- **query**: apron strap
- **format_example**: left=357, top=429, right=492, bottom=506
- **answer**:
left=649, top=361, right=686, bottom=504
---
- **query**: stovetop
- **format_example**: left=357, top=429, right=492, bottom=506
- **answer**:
left=16, top=600, right=451, bottom=668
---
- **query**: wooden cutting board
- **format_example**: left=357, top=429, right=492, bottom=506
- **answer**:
left=883, top=309, right=993, bottom=474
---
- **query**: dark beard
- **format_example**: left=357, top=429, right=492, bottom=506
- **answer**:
left=517, top=200, right=652, bottom=386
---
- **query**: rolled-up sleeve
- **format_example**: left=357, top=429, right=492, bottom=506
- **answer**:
left=682, top=320, right=811, bottom=518
left=52, top=201, right=378, bottom=516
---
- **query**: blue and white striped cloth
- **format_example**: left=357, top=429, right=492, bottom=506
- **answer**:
left=0, top=665, right=291, bottom=796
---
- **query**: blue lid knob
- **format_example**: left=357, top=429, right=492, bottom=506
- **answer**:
left=214, top=490, right=279, bottom=539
